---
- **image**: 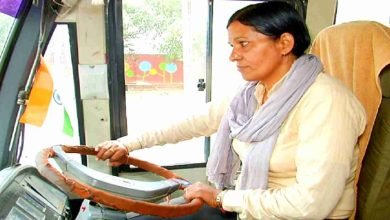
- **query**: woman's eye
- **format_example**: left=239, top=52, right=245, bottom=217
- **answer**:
left=239, top=41, right=248, bottom=47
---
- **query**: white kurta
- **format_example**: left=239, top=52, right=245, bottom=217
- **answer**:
left=118, top=73, right=366, bottom=219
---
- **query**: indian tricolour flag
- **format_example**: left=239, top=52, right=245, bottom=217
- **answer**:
left=20, top=57, right=74, bottom=137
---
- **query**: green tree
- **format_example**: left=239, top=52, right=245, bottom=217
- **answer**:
left=122, top=0, right=183, bottom=60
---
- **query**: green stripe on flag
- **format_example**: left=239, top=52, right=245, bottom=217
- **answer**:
left=63, top=108, right=74, bottom=137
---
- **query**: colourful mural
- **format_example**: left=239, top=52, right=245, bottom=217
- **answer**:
left=124, top=54, right=183, bottom=86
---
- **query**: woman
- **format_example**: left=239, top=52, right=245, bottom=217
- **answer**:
left=95, top=2, right=366, bottom=219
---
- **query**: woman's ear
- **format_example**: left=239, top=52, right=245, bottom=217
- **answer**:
left=279, top=33, right=294, bottom=55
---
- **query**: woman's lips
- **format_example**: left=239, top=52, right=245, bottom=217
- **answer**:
left=237, top=66, right=248, bottom=72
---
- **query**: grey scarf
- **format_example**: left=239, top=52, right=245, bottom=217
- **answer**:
left=206, top=54, right=323, bottom=190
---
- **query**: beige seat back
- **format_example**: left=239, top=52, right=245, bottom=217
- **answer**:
left=310, top=21, right=390, bottom=219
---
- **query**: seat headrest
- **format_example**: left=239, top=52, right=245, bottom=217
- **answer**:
left=310, top=21, right=390, bottom=96
left=310, top=21, right=390, bottom=140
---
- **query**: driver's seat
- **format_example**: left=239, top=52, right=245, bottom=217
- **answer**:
left=310, top=21, right=390, bottom=220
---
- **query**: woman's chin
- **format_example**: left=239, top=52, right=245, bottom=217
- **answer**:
left=241, top=74, right=257, bottom=82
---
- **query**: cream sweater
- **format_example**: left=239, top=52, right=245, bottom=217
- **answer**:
left=118, top=73, right=366, bottom=219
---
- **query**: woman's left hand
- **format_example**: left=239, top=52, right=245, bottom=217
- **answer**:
left=183, top=182, right=221, bottom=208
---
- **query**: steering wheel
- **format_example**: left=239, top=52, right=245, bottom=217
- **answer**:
left=35, top=145, right=203, bottom=218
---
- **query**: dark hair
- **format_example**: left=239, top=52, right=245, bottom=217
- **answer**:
left=227, top=1, right=311, bottom=57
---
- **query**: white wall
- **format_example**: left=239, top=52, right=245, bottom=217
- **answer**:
left=336, top=0, right=389, bottom=25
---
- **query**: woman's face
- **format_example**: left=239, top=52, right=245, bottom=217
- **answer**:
left=227, top=21, right=286, bottom=83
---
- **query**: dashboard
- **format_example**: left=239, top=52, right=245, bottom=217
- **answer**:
left=0, top=165, right=71, bottom=220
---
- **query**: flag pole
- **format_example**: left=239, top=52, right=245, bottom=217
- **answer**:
left=8, top=0, right=47, bottom=165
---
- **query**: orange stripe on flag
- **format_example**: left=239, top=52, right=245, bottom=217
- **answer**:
left=20, top=57, right=53, bottom=126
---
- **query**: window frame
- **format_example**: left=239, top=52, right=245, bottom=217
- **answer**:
left=106, top=0, right=129, bottom=175
left=67, top=22, right=88, bottom=165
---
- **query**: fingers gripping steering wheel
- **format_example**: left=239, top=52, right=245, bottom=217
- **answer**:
left=35, top=145, right=203, bottom=218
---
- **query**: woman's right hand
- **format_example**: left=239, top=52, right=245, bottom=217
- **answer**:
left=95, top=140, right=129, bottom=167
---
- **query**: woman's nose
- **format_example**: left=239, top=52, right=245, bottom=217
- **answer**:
left=229, top=50, right=241, bottom=61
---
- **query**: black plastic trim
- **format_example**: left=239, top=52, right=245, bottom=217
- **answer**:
left=67, top=23, right=87, bottom=166
left=105, top=0, right=128, bottom=176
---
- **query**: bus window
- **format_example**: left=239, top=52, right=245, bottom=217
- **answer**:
left=212, top=1, right=261, bottom=101
left=0, top=14, right=14, bottom=62
left=20, top=24, right=80, bottom=165
left=211, top=1, right=264, bottom=155
left=336, top=0, right=390, bottom=25
left=0, top=6, right=18, bottom=82
left=122, top=0, right=209, bottom=166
